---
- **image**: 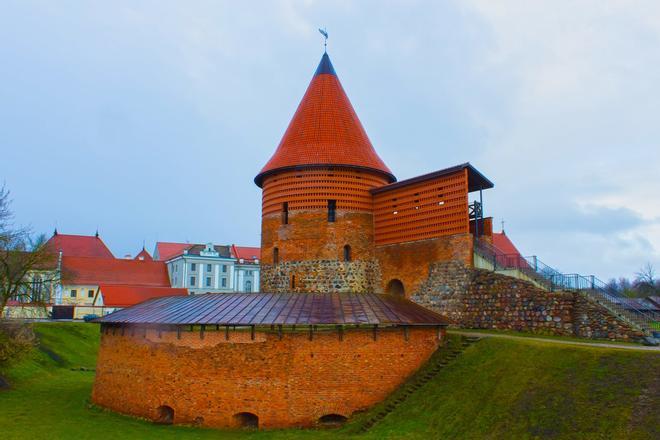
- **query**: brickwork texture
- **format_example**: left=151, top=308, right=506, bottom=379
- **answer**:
left=92, top=326, right=441, bottom=428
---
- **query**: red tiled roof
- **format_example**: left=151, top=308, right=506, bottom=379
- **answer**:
left=45, top=233, right=114, bottom=258
left=255, top=53, right=395, bottom=187
left=231, top=245, right=260, bottom=263
left=134, top=248, right=153, bottom=261
left=493, top=232, right=523, bottom=257
left=154, top=242, right=192, bottom=261
left=97, top=284, right=187, bottom=308
left=61, top=256, right=170, bottom=287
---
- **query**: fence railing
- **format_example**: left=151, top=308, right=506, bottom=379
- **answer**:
left=474, top=239, right=658, bottom=336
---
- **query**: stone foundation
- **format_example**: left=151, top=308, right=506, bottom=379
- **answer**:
left=260, top=260, right=382, bottom=293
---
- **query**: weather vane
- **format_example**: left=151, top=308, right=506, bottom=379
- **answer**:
left=319, top=28, right=328, bottom=52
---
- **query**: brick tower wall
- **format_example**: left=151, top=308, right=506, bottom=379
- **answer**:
left=260, top=167, right=388, bottom=292
left=92, top=326, right=441, bottom=429
left=376, top=233, right=474, bottom=297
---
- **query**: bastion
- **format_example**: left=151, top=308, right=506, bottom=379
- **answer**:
left=93, top=292, right=448, bottom=429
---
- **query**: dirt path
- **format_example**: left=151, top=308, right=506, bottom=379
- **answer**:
left=449, top=330, right=660, bottom=352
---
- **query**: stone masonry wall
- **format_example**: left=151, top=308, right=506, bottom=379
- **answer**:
left=573, top=293, right=645, bottom=340
left=412, top=261, right=643, bottom=341
left=260, top=260, right=382, bottom=293
left=92, top=326, right=441, bottom=429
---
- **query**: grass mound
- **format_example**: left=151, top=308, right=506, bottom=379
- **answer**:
left=0, top=322, right=658, bottom=439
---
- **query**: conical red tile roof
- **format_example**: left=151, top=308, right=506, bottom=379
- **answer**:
left=255, top=53, right=395, bottom=187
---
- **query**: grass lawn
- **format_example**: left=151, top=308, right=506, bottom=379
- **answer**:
left=0, top=322, right=658, bottom=439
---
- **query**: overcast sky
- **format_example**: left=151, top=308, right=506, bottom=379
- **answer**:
left=2, top=1, right=659, bottom=280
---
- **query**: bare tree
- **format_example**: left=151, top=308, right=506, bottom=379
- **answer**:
left=634, top=262, right=657, bottom=298
left=0, top=185, right=60, bottom=318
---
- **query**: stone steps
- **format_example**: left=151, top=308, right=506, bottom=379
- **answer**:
left=356, top=336, right=481, bottom=433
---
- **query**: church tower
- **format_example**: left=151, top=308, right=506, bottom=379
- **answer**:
left=255, top=53, right=395, bottom=293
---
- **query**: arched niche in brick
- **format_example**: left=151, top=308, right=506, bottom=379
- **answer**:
left=386, top=279, right=405, bottom=297
left=155, top=405, right=174, bottom=425
left=318, top=413, right=348, bottom=426
left=233, top=412, right=259, bottom=429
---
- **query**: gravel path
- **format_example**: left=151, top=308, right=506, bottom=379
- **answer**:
left=450, top=330, right=660, bottom=352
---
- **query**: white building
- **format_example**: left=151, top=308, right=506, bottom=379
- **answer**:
left=155, top=242, right=260, bottom=294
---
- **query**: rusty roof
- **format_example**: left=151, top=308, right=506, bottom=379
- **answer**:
left=96, top=293, right=449, bottom=326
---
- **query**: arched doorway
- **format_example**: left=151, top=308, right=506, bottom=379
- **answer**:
left=386, top=279, right=405, bottom=296
left=155, top=405, right=174, bottom=425
left=318, top=414, right=348, bottom=427
left=233, top=412, right=259, bottom=429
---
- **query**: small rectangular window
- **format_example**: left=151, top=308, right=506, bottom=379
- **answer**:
left=222, top=265, right=227, bottom=273
left=206, top=277, right=211, bottom=287
left=282, top=202, right=289, bottom=225
left=88, top=290, right=94, bottom=298
left=328, top=199, right=336, bottom=222
left=190, top=276, right=196, bottom=287
left=206, top=264, right=212, bottom=272
left=221, top=278, right=227, bottom=287
left=190, top=263, right=196, bottom=271
left=70, top=289, right=77, bottom=298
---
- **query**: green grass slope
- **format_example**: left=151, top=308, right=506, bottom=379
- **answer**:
left=0, top=323, right=658, bottom=440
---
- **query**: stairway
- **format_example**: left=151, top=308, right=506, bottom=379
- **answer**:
left=356, top=336, right=481, bottom=433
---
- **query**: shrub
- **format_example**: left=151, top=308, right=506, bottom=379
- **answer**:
left=0, top=321, right=36, bottom=365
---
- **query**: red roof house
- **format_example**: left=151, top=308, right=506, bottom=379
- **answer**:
left=153, top=242, right=193, bottom=261
left=45, top=232, right=114, bottom=258
left=134, top=247, right=153, bottom=261
left=61, top=256, right=170, bottom=287
left=492, top=232, right=523, bottom=257
left=492, top=232, right=529, bottom=268
left=231, top=245, right=261, bottom=263
left=94, top=285, right=187, bottom=308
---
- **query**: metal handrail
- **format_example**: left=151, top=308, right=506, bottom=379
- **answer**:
left=474, top=239, right=657, bottom=335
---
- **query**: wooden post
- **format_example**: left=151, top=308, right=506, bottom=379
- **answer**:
left=373, top=324, right=378, bottom=341
left=278, top=325, right=283, bottom=340
left=403, top=325, right=409, bottom=341
left=176, top=326, right=181, bottom=340
left=309, top=325, right=314, bottom=341
left=225, top=325, right=230, bottom=341
left=251, top=325, right=255, bottom=340
left=200, top=324, right=205, bottom=340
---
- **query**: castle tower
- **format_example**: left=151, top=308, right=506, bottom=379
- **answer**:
left=255, top=53, right=395, bottom=293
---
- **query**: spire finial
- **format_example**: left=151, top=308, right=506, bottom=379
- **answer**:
left=53, top=227, right=58, bottom=236
left=95, top=228, right=99, bottom=238
left=319, top=28, right=328, bottom=53
left=501, top=219, right=505, bottom=234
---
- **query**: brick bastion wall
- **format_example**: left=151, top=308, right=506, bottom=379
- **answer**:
left=412, top=261, right=644, bottom=341
left=92, top=326, right=441, bottom=429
